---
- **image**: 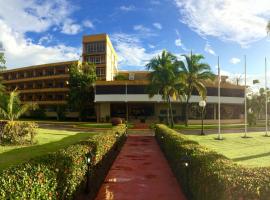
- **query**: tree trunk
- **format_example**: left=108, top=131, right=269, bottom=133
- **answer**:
left=166, top=100, right=170, bottom=126
left=168, top=96, right=174, bottom=128
left=185, top=97, right=190, bottom=127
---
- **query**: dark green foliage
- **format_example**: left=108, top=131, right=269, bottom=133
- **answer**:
left=0, top=125, right=126, bottom=200
left=0, top=53, right=6, bottom=72
left=68, top=62, right=97, bottom=121
left=55, top=105, right=66, bottom=121
left=114, top=74, right=128, bottom=80
left=29, top=107, right=47, bottom=119
left=155, top=124, right=270, bottom=200
left=1, top=121, right=38, bottom=145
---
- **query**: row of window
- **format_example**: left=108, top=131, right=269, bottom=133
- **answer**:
left=84, top=42, right=106, bottom=53
left=86, top=55, right=105, bottom=64
left=7, top=80, right=68, bottom=90
left=3, top=67, right=68, bottom=80
left=21, top=93, right=67, bottom=101
left=96, top=85, right=245, bottom=97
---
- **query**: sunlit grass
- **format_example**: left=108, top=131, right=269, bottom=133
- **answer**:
left=0, top=128, right=96, bottom=170
left=186, top=132, right=270, bottom=167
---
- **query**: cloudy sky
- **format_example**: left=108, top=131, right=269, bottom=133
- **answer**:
left=1, top=0, right=270, bottom=85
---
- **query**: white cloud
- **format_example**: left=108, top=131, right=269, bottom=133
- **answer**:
left=133, top=25, right=156, bottom=37
left=111, top=33, right=162, bottom=69
left=153, top=22, right=162, bottom=30
left=61, top=19, right=81, bottom=35
left=120, top=5, right=135, bottom=11
left=230, top=57, right=241, bottom=64
left=175, top=30, right=188, bottom=51
left=0, top=0, right=75, bottom=34
left=38, top=34, right=53, bottom=45
left=134, top=25, right=151, bottom=32
left=175, top=39, right=182, bottom=47
left=204, top=42, right=216, bottom=56
left=0, top=0, right=81, bottom=68
left=0, top=20, right=80, bottom=68
left=174, top=0, right=270, bottom=47
left=83, top=20, right=94, bottom=29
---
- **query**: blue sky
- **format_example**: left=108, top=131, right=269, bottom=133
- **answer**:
left=1, top=0, right=270, bottom=86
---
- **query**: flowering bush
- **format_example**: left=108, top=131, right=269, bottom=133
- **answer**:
left=0, top=124, right=126, bottom=200
left=1, top=121, right=38, bottom=145
left=155, top=124, right=270, bottom=200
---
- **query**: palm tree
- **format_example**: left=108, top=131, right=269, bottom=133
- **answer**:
left=0, top=89, right=37, bottom=121
left=179, top=53, right=215, bottom=126
left=146, top=50, right=183, bottom=127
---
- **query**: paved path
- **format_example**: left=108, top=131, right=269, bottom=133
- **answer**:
left=95, top=135, right=186, bottom=200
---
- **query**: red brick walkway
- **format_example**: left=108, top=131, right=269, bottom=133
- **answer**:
left=95, top=135, right=186, bottom=200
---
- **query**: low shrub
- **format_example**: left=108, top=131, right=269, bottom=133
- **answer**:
left=155, top=124, right=270, bottom=200
left=1, top=121, right=38, bottom=145
left=111, top=117, right=122, bottom=126
left=0, top=124, right=126, bottom=200
left=0, top=121, right=7, bottom=135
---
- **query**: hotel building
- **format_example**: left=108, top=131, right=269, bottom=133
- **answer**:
left=0, top=34, right=245, bottom=123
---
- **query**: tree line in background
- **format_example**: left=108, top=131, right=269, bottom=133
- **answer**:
left=146, top=50, right=215, bottom=127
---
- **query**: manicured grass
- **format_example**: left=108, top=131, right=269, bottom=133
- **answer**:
left=0, top=128, right=96, bottom=170
left=185, top=132, right=270, bottom=167
left=174, top=124, right=245, bottom=130
left=78, top=123, right=134, bottom=129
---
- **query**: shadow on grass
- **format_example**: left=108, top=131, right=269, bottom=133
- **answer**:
left=233, top=151, right=270, bottom=162
left=0, top=132, right=95, bottom=170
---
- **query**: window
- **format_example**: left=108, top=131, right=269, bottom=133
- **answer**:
left=86, top=55, right=105, bottom=64
left=96, top=67, right=106, bottom=79
left=85, top=42, right=105, bottom=53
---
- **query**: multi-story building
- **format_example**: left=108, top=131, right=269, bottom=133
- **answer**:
left=0, top=33, right=245, bottom=123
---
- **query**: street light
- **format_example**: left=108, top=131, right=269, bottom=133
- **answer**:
left=85, top=152, right=93, bottom=193
left=199, top=100, right=207, bottom=135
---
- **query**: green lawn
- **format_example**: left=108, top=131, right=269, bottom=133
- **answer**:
left=174, top=122, right=270, bottom=130
left=78, top=123, right=134, bottom=129
left=185, top=132, right=270, bottom=167
left=0, top=128, right=96, bottom=170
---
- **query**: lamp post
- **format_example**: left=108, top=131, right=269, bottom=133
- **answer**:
left=199, top=100, right=206, bottom=135
left=85, top=152, right=92, bottom=193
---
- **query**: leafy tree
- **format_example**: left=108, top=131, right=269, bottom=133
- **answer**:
left=0, top=53, right=6, bottom=71
left=68, top=62, right=96, bottom=121
left=247, top=88, right=270, bottom=125
left=146, top=50, right=183, bottom=127
left=178, top=53, right=215, bottom=126
left=0, top=90, right=37, bottom=121
left=0, top=53, right=6, bottom=92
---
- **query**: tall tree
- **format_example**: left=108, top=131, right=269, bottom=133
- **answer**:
left=0, top=53, right=6, bottom=71
left=68, top=62, right=96, bottom=121
left=179, top=53, right=215, bottom=126
left=0, top=90, right=37, bottom=121
left=0, top=53, right=6, bottom=92
left=146, top=50, right=183, bottom=128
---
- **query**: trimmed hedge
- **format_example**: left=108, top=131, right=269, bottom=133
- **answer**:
left=0, top=125, right=126, bottom=200
left=155, top=124, right=270, bottom=200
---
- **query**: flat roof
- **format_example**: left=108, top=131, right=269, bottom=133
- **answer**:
left=1, top=60, right=78, bottom=73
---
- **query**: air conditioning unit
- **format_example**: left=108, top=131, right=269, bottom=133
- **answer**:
left=129, top=73, right=135, bottom=80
